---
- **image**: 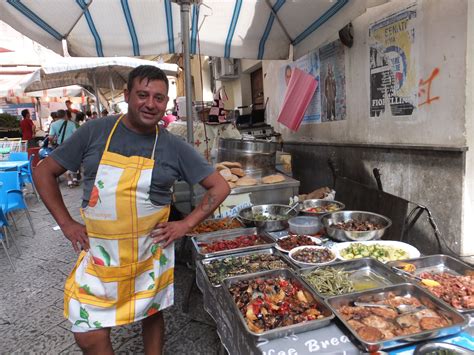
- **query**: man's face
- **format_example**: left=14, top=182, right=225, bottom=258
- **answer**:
left=66, top=101, right=72, bottom=109
left=124, top=77, right=169, bottom=132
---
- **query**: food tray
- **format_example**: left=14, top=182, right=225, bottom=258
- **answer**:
left=298, top=258, right=406, bottom=298
left=222, top=268, right=334, bottom=340
left=326, top=283, right=467, bottom=352
left=191, top=227, right=275, bottom=259
left=387, top=254, right=474, bottom=314
left=196, top=248, right=295, bottom=287
left=187, top=217, right=244, bottom=237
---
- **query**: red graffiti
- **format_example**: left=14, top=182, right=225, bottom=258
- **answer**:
left=418, top=68, right=440, bottom=106
left=194, top=139, right=201, bottom=147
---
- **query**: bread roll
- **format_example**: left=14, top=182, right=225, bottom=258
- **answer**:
left=220, top=161, right=242, bottom=169
left=219, top=168, right=233, bottom=181
left=215, top=163, right=227, bottom=171
left=228, top=181, right=236, bottom=189
left=262, top=174, right=286, bottom=184
left=229, top=174, right=239, bottom=182
left=230, top=167, right=245, bottom=177
left=235, top=177, right=257, bottom=186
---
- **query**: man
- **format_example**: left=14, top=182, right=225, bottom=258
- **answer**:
left=66, top=99, right=80, bottom=123
left=20, top=109, right=36, bottom=145
left=33, top=65, right=230, bottom=354
left=324, top=65, right=337, bottom=121
left=48, top=109, right=78, bottom=187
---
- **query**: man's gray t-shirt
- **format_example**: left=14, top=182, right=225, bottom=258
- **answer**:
left=51, top=116, right=214, bottom=207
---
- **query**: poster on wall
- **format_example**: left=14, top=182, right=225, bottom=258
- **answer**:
left=319, top=40, right=346, bottom=122
left=369, top=5, right=417, bottom=117
left=279, top=50, right=321, bottom=124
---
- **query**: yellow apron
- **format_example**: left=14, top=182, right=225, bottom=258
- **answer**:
left=64, top=115, right=172, bottom=330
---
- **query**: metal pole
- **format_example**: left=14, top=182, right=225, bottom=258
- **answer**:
left=180, top=1, right=194, bottom=210
left=109, top=74, right=115, bottom=112
left=92, top=70, right=101, bottom=116
left=181, top=2, right=193, bottom=146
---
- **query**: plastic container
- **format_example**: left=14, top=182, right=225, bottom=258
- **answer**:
left=288, top=216, right=322, bottom=235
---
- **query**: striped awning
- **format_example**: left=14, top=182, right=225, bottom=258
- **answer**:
left=0, top=0, right=386, bottom=60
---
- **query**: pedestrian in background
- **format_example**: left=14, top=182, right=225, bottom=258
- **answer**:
left=20, top=109, right=36, bottom=147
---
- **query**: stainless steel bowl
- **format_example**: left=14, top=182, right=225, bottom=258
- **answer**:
left=321, top=211, right=392, bottom=242
left=237, top=204, right=298, bottom=232
left=300, top=199, right=345, bottom=217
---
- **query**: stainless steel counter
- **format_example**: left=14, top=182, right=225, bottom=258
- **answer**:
left=174, top=175, right=300, bottom=216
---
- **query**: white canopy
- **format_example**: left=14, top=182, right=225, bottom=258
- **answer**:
left=23, top=57, right=180, bottom=92
left=0, top=73, right=88, bottom=98
left=0, top=0, right=386, bottom=60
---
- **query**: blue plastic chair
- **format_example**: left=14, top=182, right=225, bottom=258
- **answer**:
left=0, top=171, right=35, bottom=235
left=19, top=154, right=39, bottom=201
left=8, top=152, right=28, bottom=161
left=0, top=186, right=20, bottom=271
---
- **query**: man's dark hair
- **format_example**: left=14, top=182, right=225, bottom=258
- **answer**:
left=51, top=111, right=58, bottom=119
left=57, top=109, right=66, bottom=118
left=127, top=65, right=169, bottom=92
left=86, top=110, right=92, bottom=117
left=76, top=112, right=86, bottom=122
left=21, top=109, right=30, bottom=118
left=65, top=99, right=72, bottom=104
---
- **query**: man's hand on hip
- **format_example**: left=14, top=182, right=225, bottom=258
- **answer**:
left=61, top=220, right=90, bottom=252
left=150, top=221, right=191, bottom=248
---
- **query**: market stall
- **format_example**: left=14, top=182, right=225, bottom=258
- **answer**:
left=188, top=202, right=474, bottom=354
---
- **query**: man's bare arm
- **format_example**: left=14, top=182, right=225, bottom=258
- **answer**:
left=33, top=157, right=90, bottom=252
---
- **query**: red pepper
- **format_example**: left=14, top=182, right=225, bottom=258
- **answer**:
left=279, top=279, right=289, bottom=288
left=278, top=301, right=290, bottom=315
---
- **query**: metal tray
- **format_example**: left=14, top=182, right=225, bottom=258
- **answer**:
left=387, top=254, right=474, bottom=314
left=197, top=248, right=296, bottom=287
left=222, top=268, right=334, bottom=341
left=191, top=227, right=276, bottom=259
left=326, top=283, right=467, bottom=352
left=298, top=258, right=406, bottom=298
left=187, top=217, right=244, bottom=237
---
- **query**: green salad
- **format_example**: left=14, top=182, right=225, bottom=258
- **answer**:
left=340, top=243, right=409, bottom=262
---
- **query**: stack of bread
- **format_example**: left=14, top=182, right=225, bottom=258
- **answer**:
left=216, top=161, right=287, bottom=189
left=215, top=161, right=257, bottom=188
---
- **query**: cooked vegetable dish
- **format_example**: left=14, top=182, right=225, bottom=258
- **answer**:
left=338, top=293, right=453, bottom=342
left=292, top=247, right=335, bottom=264
left=229, top=276, right=325, bottom=333
left=332, top=220, right=383, bottom=231
left=304, top=203, right=340, bottom=213
left=340, top=243, right=408, bottom=262
left=199, top=234, right=267, bottom=253
left=277, top=235, right=318, bottom=252
left=252, top=213, right=288, bottom=221
left=203, top=254, right=288, bottom=286
left=302, top=267, right=355, bottom=296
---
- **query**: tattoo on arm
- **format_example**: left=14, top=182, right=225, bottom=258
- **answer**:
left=201, top=192, right=217, bottom=213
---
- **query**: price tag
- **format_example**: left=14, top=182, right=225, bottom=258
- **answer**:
left=214, top=193, right=252, bottom=218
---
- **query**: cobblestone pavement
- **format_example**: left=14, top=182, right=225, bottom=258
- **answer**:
left=0, top=182, right=221, bottom=354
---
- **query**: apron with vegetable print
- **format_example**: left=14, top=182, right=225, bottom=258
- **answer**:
left=64, top=115, right=173, bottom=330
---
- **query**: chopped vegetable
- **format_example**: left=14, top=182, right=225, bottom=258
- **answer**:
left=340, top=243, right=409, bottom=262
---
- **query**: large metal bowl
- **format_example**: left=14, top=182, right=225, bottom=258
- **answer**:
left=237, top=204, right=298, bottom=232
left=321, top=210, right=392, bottom=242
left=300, top=199, right=345, bottom=217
